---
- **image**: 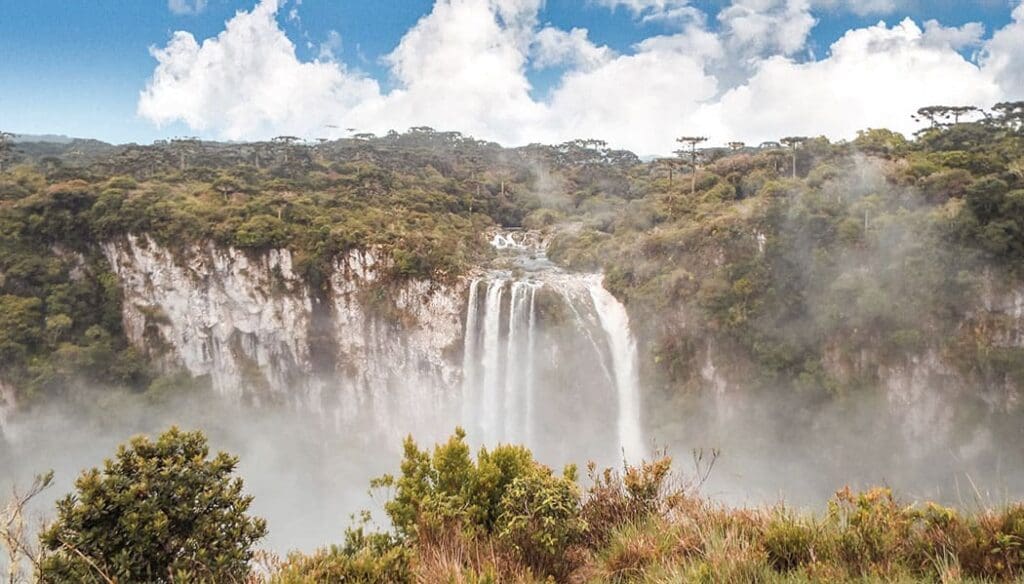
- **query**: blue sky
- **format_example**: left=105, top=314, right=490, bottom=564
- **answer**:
left=0, top=0, right=1021, bottom=150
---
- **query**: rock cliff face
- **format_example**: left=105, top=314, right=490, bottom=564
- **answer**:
left=97, top=234, right=1023, bottom=449
left=692, top=280, right=1024, bottom=450
left=102, top=235, right=464, bottom=436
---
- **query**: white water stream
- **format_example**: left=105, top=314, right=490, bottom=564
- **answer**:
left=461, top=230, right=645, bottom=461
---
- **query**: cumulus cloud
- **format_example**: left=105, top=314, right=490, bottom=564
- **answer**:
left=168, top=0, right=207, bottom=15
left=811, top=0, right=899, bottom=16
left=922, top=20, right=985, bottom=50
left=719, top=0, right=817, bottom=57
left=980, top=1, right=1024, bottom=99
left=532, top=27, right=615, bottom=71
left=139, top=0, right=380, bottom=139
left=139, top=0, right=1024, bottom=154
left=318, top=30, right=342, bottom=62
left=594, top=0, right=692, bottom=17
left=693, top=18, right=1004, bottom=144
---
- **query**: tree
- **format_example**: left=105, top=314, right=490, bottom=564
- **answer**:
left=992, top=101, right=1024, bottom=132
left=655, top=158, right=680, bottom=186
left=780, top=136, right=808, bottom=178
left=370, top=428, right=582, bottom=579
left=853, top=129, right=907, bottom=157
left=0, top=132, right=15, bottom=173
left=271, top=136, right=303, bottom=166
left=169, top=137, right=200, bottom=172
left=728, top=141, right=746, bottom=152
left=2, top=472, right=54, bottom=584
left=212, top=175, right=243, bottom=202
left=0, top=295, right=44, bottom=364
left=913, top=105, right=980, bottom=129
left=675, top=136, right=707, bottom=195
left=37, top=428, right=266, bottom=583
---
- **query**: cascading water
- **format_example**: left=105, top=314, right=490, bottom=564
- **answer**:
left=461, top=230, right=646, bottom=461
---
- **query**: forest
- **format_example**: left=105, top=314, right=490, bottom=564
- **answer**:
left=1, top=105, right=1022, bottom=407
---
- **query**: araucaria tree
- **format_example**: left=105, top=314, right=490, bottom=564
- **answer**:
left=780, top=136, right=808, bottom=178
left=37, top=427, right=266, bottom=584
left=675, top=136, right=707, bottom=195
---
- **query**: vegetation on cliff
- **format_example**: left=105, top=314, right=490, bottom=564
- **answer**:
left=0, top=108, right=1022, bottom=411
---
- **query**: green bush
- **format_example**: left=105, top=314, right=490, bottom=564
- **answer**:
left=762, top=513, right=818, bottom=572
left=371, top=428, right=585, bottom=578
left=496, top=465, right=585, bottom=575
left=38, top=427, right=267, bottom=583
left=269, top=527, right=410, bottom=584
left=233, top=214, right=292, bottom=249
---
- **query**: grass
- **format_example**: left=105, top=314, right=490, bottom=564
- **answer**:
left=251, top=437, right=1024, bottom=583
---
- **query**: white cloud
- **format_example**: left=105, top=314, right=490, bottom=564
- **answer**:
left=594, top=0, right=691, bottom=15
left=318, top=30, right=342, bottom=62
left=696, top=19, right=1004, bottom=144
left=168, top=0, right=207, bottom=16
left=719, top=0, right=817, bottom=57
left=139, top=0, right=380, bottom=139
left=546, top=50, right=718, bottom=151
left=921, top=19, right=985, bottom=50
left=811, top=0, right=898, bottom=16
left=980, top=1, right=1024, bottom=99
left=139, top=0, right=1024, bottom=154
left=593, top=0, right=703, bottom=25
left=364, top=0, right=546, bottom=142
left=532, top=27, right=615, bottom=71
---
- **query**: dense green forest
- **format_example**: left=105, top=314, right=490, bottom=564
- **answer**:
left=2, top=105, right=1023, bottom=408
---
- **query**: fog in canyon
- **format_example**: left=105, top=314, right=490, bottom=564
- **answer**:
left=3, top=227, right=1023, bottom=555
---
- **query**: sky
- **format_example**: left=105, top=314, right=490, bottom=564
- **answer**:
left=0, top=0, right=1022, bottom=154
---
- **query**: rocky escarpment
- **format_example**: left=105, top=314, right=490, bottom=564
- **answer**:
left=96, top=231, right=1024, bottom=454
left=102, top=235, right=464, bottom=436
left=691, top=280, right=1024, bottom=453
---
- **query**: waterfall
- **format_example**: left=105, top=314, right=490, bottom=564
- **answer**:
left=524, top=286, right=537, bottom=446
left=479, top=280, right=505, bottom=445
left=461, top=279, right=481, bottom=424
left=588, top=278, right=645, bottom=461
left=460, top=230, right=646, bottom=460
left=503, top=281, right=531, bottom=443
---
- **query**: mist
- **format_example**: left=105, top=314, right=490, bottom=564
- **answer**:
left=2, top=388, right=402, bottom=553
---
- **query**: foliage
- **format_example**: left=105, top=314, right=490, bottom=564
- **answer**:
left=1, top=471, right=54, bottom=584
left=370, top=428, right=583, bottom=577
left=15, top=427, right=1024, bottom=583
left=336, top=432, right=1024, bottom=582
left=37, top=427, right=266, bottom=583
left=3, top=120, right=1023, bottom=407
left=266, top=526, right=410, bottom=584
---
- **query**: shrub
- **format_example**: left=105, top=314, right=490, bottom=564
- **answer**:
left=581, top=456, right=677, bottom=547
left=38, top=427, right=266, bottom=583
left=826, top=487, right=912, bottom=575
left=371, top=429, right=585, bottom=579
left=496, top=465, right=585, bottom=576
left=268, top=526, right=410, bottom=584
left=373, top=428, right=537, bottom=537
left=761, top=512, right=818, bottom=572
left=233, top=214, right=291, bottom=249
